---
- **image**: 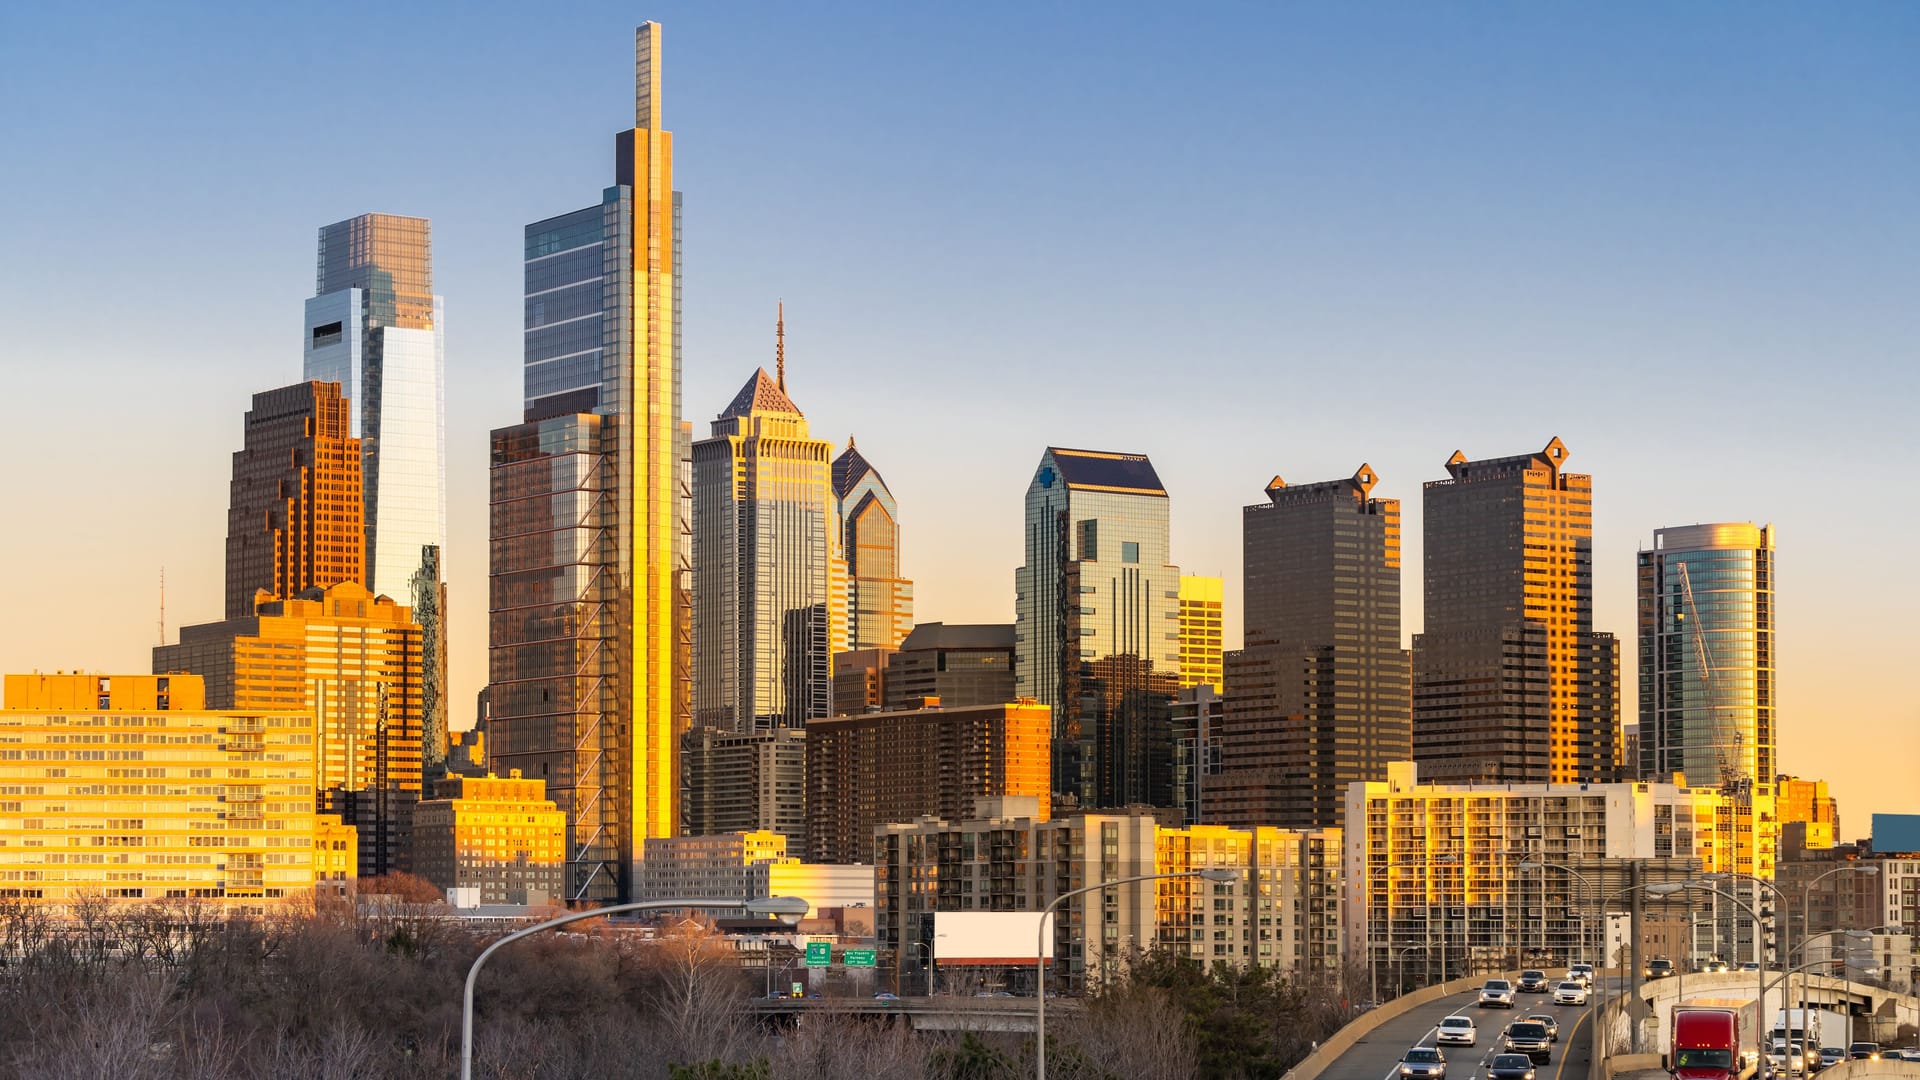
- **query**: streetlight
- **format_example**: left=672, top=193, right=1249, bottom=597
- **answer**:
left=906, top=939, right=934, bottom=997
left=460, top=895, right=810, bottom=1080
left=1035, top=868, right=1238, bottom=1080
left=1399, top=945, right=1427, bottom=997
left=1517, top=860, right=1600, bottom=978
left=1649, top=881, right=1767, bottom=1072
left=1776, top=928, right=1872, bottom=1069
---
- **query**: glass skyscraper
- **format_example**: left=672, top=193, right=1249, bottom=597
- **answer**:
left=487, top=23, right=685, bottom=902
left=1014, top=447, right=1181, bottom=806
left=1637, top=523, right=1776, bottom=790
left=833, top=434, right=913, bottom=652
left=691, top=359, right=842, bottom=731
left=1412, top=438, right=1621, bottom=784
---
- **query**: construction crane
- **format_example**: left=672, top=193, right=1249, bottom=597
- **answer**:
left=1675, top=561, right=1745, bottom=794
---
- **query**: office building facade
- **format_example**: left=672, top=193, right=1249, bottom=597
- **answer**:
left=1014, top=447, right=1181, bottom=807
left=412, top=770, right=566, bottom=905
left=1176, top=575, right=1224, bottom=693
left=302, top=213, right=446, bottom=601
left=1637, top=523, right=1776, bottom=791
left=0, top=673, right=328, bottom=905
left=831, top=647, right=892, bottom=716
left=1413, top=438, right=1620, bottom=784
left=157, top=581, right=425, bottom=877
left=886, top=623, right=1016, bottom=710
left=804, top=700, right=1051, bottom=864
left=692, top=353, right=843, bottom=732
left=225, top=381, right=364, bottom=619
left=834, top=435, right=913, bottom=651
left=486, top=23, right=685, bottom=902
left=1226, top=465, right=1411, bottom=829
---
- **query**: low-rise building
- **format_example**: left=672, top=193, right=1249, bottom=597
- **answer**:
left=638, top=831, right=874, bottom=918
left=0, top=672, right=324, bottom=906
left=411, top=770, right=565, bottom=905
left=875, top=796, right=1340, bottom=991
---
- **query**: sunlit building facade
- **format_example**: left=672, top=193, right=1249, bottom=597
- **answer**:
left=1176, top=575, right=1224, bottom=693
left=486, top=23, right=685, bottom=902
left=1637, top=523, right=1776, bottom=791
left=412, top=770, right=566, bottom=905
left=691, top=353, right=842, bottom=731
left=1226, top=465, right=1410, bottom=829
left=886, top=623, right=1016, bottom=710
left=0, top=673, right=324, bottom=905
left=834, top=435, right=913, bottom=652
left=157, top=581, right=425, bottom=878
left=1014, top=448, right=1181, bottom=807
left=224, top=381, right=364, bottom=619
left=1413, top=438, right=1620, bottom=784
left=804, top=700, right=1051, bottom=864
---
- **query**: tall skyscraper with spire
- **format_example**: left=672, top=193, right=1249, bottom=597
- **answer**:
left=691, top=307, right=843, bottom=731
left=833, top=432, right=913, bottom=652
left=1412, top=438, right=1620, bottom=784
left=487, top=22, right=684, bottom=902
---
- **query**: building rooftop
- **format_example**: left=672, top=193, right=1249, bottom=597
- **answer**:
left=719, top=367, right=802, bottom=419
left=832, top=437, right=884, bottom=498
left=1043, top=447, right=1165, bottom=497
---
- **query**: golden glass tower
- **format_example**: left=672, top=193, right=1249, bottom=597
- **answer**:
left=488, top=23, right=683, bottom=902
left=1176, top=575, right=1224, bottom=693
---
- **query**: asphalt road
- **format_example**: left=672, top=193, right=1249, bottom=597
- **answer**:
left=1321, top=982, right=1601, bottom=1080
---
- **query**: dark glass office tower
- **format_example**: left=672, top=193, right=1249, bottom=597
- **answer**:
left=487, top=23, right=685, bottom=903
left=1412, top=438, right=1621, bottom=783
left=1212, top=465, right=1410, bottom=829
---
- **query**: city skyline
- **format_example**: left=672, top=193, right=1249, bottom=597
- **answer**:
left=2, top=4, right=1915, bottom=827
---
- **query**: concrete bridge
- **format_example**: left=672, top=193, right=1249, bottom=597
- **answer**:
left=745, top=994, right=1076, bottom=1033
left=1611, top=971, right=1918, bottom=1055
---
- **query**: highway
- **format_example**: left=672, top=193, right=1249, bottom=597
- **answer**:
left=1320, top=981, right=1601, bottom=1080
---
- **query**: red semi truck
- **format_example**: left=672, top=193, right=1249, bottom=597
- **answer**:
left=1670, top=1002, right=1759, bottom=1080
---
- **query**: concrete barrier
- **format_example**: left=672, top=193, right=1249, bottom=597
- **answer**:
left=1810, top=1061, right=1920, bottom=1080
left=1282, top=972, right=1522, bottom=1080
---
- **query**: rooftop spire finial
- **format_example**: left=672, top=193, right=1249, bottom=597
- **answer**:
left=776, top=300, right=786, bottom=391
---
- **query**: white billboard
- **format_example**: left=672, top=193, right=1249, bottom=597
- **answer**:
left=933, top=911, right=1054, bottom=966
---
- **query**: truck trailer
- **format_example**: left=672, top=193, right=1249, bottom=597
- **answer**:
left=1670, top=1000, right=1761, bottom=1080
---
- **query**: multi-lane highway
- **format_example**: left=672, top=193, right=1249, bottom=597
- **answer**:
left=1320, top=980, right=1600, bottom=1080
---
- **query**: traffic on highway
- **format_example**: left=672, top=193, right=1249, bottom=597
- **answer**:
left=1323, top=967, right=1602, bottom=1080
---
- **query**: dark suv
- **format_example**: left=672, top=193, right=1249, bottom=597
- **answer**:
left=1503, top=1022, right=1553, bottom=1065
left=1646, top=958, right=1675, bottom=979
left=1517, top=970, right=1550, bottom=993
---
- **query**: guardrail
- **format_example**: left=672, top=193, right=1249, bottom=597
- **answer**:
left=1281, top=971, right=1523, bottom=1080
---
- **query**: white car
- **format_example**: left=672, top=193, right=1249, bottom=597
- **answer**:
left=1438, top=1017, right=1478, bottom=1046
left=1767, top=1043, right=1807, bottom=1075
left=1566, top=964, right=1595, bottom=988
left=1479, top=979, right=1517, bottom=1009
left=1553, top=981, right=1589, bottom=1006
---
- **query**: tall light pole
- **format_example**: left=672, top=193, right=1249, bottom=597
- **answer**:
left=1649, top=881, right=1767, bottom=1072
left=1517, top=860, right=1599, bottom=978
left=907, top=940, right=933, bottom=997
left=461, top=895, right=810, bottom=1080
left=1036, top=868, right=1237, bottom=1080
left=1795, top=864, right=1880, bottom=1067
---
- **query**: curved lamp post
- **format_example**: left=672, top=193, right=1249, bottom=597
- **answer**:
left=1649, top=881, right=1766, bottom=1072
left=1036, top=868, right=1239, bottom=1080
left=461, top=895, right=810, bottom=1080
left=1517, top=860, right=1600, bottom=978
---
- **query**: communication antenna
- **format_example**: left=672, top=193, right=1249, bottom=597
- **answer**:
left=158, top=567, right=165, bottom=646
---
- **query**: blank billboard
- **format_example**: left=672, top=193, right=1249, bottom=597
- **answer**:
left=933, top=911, right=1054, bottom=966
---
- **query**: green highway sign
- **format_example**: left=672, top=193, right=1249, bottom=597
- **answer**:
left=804, top=941, right=831, bottom=966
left=843, top=949, right=876, bottom=967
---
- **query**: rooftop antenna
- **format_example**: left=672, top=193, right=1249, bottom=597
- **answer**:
left=158, top=567, right=165, bottom=646
left=776, top=299, right=787, bottom=392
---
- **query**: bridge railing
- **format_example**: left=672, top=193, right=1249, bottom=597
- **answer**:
left=1281, top=971, right=1522, bottom=1080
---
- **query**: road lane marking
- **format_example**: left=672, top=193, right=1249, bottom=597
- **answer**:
left=1551, top=1004, right=1594, bottom=1080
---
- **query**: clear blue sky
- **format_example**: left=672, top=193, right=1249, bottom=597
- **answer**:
left=2, top=3, right=1914, bottom=824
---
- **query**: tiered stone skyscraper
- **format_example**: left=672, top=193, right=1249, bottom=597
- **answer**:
left=486, top=23, right=684, bottom=902
left=1412, top=438, right=1621, bottom=783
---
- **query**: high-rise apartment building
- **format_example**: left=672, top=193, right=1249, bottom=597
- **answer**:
left=225, top=381, right=364, bottom=619
left=885, top=623, right=1016, bottom=710
left=1347, top=761, right=1775, bottom=985
left=0, top=673, right=331, bottom=904
left=680, top=727, right=806, bottom=846
left=1226, top=465, right=1410, bottom=829
left=486, top=23, right=685, bottom=902
left=834, top=434, right=913, bottom=651
left=692, top=345, right=842, bottom=731
left=804, top=700, right=1051, bottom=864
left=302, top=213, right=446, bottom=600
left=1413, top=438, right=1620, bottom=784
left=1014, top=448, right=1181, bottom=807
left=1776, top=775, right=1839, bottom=850
left=1176, top=575, right=1224, bottom=693
left=1637, top=523, right=1776, bottom=790
left=412, top=770, right=566, bottom=905
left=157, top=581, right=425, bottom=877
